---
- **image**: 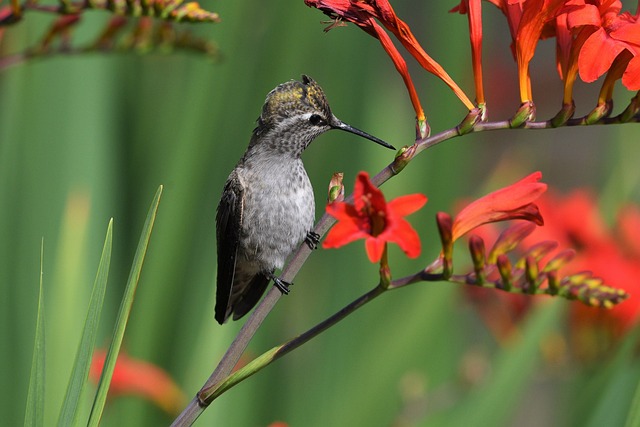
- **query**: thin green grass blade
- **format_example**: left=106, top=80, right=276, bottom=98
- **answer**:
left=625, top=376, right=640, bottom=427
left=87, top=186, right=163, bottom=427
left=582, top=326, right=640, bottom=427
left=24, top=240, right=46, bottom=427
left=57, top=219, right=113, bottom=427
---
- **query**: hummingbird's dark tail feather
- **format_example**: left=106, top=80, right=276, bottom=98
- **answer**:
left=231, top=273, right=271, bottom=321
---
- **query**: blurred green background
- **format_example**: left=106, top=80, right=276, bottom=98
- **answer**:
left=2, top=1, right=640, bottom=426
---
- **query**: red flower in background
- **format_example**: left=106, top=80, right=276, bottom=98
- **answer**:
left=527, top=191, right=640, bottom=333
left=323, top=172, right=427, bottom=263
left=90, top=349, right=186, bottom=415
left=465, top=189, right=640, bottom=348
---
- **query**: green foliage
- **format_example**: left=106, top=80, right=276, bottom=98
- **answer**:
left=2, top=2, right=640, bottom=426
left=24, top=242, right=46, bottom=427
left=89, top=187, right=162, bottom=426
left=57, top=220, right=112, bottom=426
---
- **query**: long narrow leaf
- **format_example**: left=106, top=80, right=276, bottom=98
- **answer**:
left=87, top=186, right=163, bottom=426
left=625, top=375, right=640, bottom=427
left=24, top=240, right=46, bottom=427
left=57, top=219, right=113, bottom=427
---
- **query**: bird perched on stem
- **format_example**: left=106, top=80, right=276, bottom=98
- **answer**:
left=215, top=75, right=394, bottom=324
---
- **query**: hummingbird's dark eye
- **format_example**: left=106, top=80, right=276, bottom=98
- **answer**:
left=309, top=114, right=325, bottom=126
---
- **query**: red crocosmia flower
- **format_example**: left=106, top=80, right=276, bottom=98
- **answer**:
left=515, top=0, right=566, bottom=101
left=323, top=172, right=427, bottom=263
left=523, top=190, right=640, bottom=334
left=565, top=0, right=640, bottom=90
left=450, top=0, right=486, bottom=105
left=617, top=205, right=640, bottom=259
left=90, top=349, right=186, bottom=415
left=451, top=171, right=547, bottom=242
left=464, top=187, right=640, bottom=348
left=305, top=0, right=476, bottom=130
left=482, top=0, right=565, bottom=102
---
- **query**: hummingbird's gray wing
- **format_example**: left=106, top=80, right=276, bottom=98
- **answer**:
left=215, top=173, right=244, bottom=324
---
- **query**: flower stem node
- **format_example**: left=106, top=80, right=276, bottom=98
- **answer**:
left=327, top=172, right=345, bottom=203
left=457, top=106, right=484, bottom=135
left=391, top=144, right=416, bottom=175
left=619, top=94, right=640, bottom=123
left=509, top=101, right=536, bottom=128
left=585, top=100, right=613, bottom=124
left=378, top=245, right=392, bottom=289
left=550, top=101, right=576, bottom=127
left=417, top=117, right=430, bottom=140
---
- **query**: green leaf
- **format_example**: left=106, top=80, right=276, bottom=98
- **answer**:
left=24, top=240, right=46, bottom=427
left=57, top=219, right=113, bottom=427
left=87, top=186, right=163, bottom=427
left=580, top=326, right=640, bottom=427
left=625, top=376, right=640, bottom=427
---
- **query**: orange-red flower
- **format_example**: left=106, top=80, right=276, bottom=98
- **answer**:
left=305, top=0, right=476, bottom=137
left=451, top=0, right=486, bottom=105
left=451, top=171, right=547, bottom=242
left=525, top=191, right=640, bottom=333
left=514, top=0, right=566, bottom=102
left=323, top=172, right=427, bottom=263
left=568, top=1, right=640, bottom=90
left=90, top=349, right=186, bottom=415
left=477, top=0, right=568, bottom=103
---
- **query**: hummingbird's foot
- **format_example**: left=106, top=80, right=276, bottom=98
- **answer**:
left=305, top=231, right=320, bottom=249
left=272, top=276, right=292, bottom=295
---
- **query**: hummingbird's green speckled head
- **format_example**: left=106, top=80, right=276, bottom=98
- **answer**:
left=260, top=75, right=332, bottom=126
left=249, top=75, right=394, bottom=157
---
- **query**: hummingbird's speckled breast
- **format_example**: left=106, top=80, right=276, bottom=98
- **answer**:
left=236, top=154, right=315, bottom=271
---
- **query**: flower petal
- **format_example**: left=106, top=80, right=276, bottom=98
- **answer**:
left=622, top=53, right=640, bottom=90
left=387, top=194, right=428, bottom=217
left=579, top=27, right=626, bottom=82
left=452, top=172, right=547, bottom=241
left=323, top=219, right=370, bottom=249
left=365, top=236, right=386, bottom=263
left=385, top=218, right=422, bottom=258
left=354, top=171, right=387, bottom=213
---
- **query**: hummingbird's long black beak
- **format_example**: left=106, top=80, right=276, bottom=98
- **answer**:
left=333, top=120, right=396, bottom=150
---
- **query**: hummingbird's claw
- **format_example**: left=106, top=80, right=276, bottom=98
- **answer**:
left=305, top=231, right=320, bottom=249
left=272, top=276, right=292, bottom=295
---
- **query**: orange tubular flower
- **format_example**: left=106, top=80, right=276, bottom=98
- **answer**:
left=90, top=350, right=186, bottom=415
left=323, top=172, right=427, bottom=263
left=451, top=171, right=547, bottom=242
left=515, top=0, right=566, bottom=102
left=305, top=0, right=476, bottom=136
left=451, top=0, right=486, bottom=106
left=484, top=0, right=565, bottom=103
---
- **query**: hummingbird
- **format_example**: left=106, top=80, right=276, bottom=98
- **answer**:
left=215, top=75, right=394, bottom=324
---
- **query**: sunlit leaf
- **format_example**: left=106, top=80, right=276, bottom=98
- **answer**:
left=88, top=186, right=162, bottom=426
